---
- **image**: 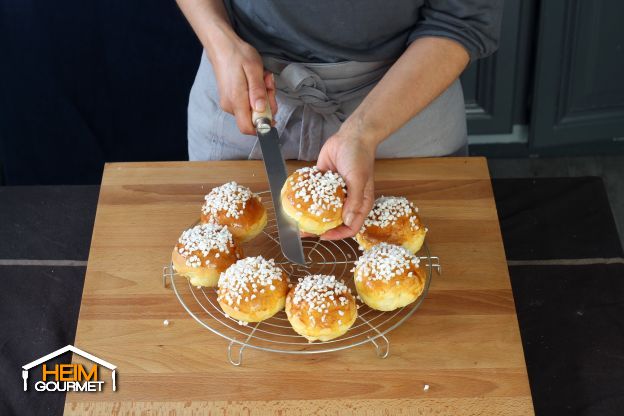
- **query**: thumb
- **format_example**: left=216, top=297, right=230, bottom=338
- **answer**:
left=244, top=63, right=268, bottom=114
left=264, top=71, right=278, bottom=117
left=342, top=174, right=374, bottom=232
left=319, top=174, right=374, bottom=240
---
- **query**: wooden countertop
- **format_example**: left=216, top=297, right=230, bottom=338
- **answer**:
left=65, top=158, right=534, bottom=415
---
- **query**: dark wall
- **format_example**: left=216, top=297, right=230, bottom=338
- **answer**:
left=0, top=0, right=202, bottom=185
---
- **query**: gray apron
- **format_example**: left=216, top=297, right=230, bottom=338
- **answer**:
left=188, top=53, right=467, bottom=161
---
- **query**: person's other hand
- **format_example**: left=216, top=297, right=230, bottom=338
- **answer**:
left=210, top=38, right=277, bottom=135
left=316, top=132, right=376, bottom=240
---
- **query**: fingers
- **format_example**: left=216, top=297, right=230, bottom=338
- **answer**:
left=316, top=148, right=336, bottom=172
left=231, top=85, right=255, bottom=135
left=219, top=66, right=256, bottom=135
left=212, top=41, right=274, bottom=135
left=217, top=52, right=276, bottom=135
left=232, top=66, right=276, bottom=135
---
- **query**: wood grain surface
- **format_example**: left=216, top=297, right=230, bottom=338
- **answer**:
left=64, top=158, right=534, bottom=415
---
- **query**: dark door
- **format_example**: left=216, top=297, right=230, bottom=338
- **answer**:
left=461, top=0, right=526, bottom=135
left=530, top=0, right=624, bottom=150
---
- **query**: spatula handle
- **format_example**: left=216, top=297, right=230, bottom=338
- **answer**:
left=252, top=92, right=273, bottom=134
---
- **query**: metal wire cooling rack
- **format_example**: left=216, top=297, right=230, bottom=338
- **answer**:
left=162, top=191, right=441, bottom=366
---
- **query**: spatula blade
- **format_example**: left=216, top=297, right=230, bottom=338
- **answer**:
left=257, top=128, right=306, bottom=265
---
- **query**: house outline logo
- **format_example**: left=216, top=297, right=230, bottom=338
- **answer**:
left=22, top=345, right=117, bottom=392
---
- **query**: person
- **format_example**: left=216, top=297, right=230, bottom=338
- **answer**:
left=177, top=0, right=502, bottom=240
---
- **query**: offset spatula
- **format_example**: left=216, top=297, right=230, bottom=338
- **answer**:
left=252, top=102, right=306, bottom=265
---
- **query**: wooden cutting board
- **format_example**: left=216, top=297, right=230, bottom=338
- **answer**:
left=64, top=158, right=534, bottom=415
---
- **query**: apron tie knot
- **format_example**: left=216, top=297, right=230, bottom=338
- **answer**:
left=279, top=63, right=343, bottom=117
left=275, top=63, right=346, bottom=160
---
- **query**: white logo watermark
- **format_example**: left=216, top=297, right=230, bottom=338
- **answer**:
left=22, top=345, right=117, bottom=392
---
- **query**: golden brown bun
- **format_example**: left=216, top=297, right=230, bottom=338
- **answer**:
left=280, top=167, right=346, bottom=235
left=285, top=274, right=357, bottom=342
left=356, top=196, right=427, bottom=253
left=217, top=256, right=289, bottom=323
left=171, top=224, right=242, bottom=287
left=354, top=243, right=426, bottom=311
left=200, top=182, right=267, bottom=242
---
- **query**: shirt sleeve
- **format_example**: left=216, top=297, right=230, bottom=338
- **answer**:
left=407, top=0, right=503, bottom=61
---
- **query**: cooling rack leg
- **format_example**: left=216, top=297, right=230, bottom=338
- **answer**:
left=227, top=341, right=246, bottom=366
left=226, top=322, right=259, bottom=366
left=430, top=256, right=442, bottom=275
left=357, top=315, right=391, bottom=359
left=369, top=335, right=390, bottom=359
left=162, top=265, right=174, bottom=289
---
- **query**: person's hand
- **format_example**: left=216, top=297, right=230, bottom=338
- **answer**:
left=209, top=37, right=277, bottom=135
left=316, top=130, right=376, bottom=240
